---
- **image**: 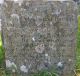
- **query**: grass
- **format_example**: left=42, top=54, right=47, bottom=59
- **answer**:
left=0, top=33, right=5, bottom=68
left=30, top=70, right=59, bottom=76
left=76, top=15, right=80, bottom=69
left=0, top=33, right=6, bottom=75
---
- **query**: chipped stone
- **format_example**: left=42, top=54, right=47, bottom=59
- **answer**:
left=20, top=65, right=28, bottom=73
left=35, top=44, right=45, bottom=53
left=32, top=37, right=35, bottom=41
left=68, top=59, right=72, bottom=62
left=57, top=62, right=63, bottom=69
left=6, top=60, right=12, bottom=68
left=50, top=21, right=53, bottom=25
left=11, top=14, right=19, bottom=19
left=45, top=53, right=48, bottom=57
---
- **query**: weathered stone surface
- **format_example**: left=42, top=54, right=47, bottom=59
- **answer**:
left=1, top=0, right=77, bottom=76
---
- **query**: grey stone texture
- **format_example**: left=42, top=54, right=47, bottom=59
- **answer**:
left=1, top=0, right=77, bottom=76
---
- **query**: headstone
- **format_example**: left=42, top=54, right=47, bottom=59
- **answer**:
left=1, top=0, right=78, bottom=76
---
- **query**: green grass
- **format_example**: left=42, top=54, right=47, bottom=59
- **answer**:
left=0, top=33, right=5, bottom=68
left=76, top=15, right=80, bottom=69
left=30, top=69, right=59, bottom=76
